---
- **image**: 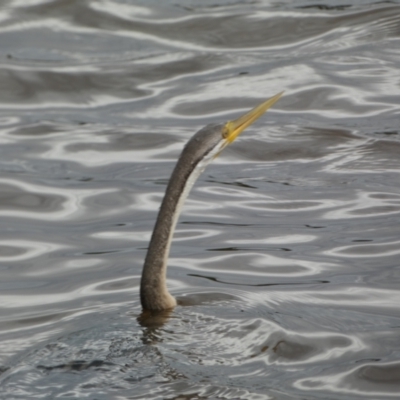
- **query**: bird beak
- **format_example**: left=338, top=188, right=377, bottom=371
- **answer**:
left=224, top=91, right=283, bottom=143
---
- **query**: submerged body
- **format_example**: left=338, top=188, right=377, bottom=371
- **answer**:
left=140, top=92, right=283, bottom=311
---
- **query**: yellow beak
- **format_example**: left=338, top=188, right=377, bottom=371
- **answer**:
left=224, top=91, right=283, bottom=143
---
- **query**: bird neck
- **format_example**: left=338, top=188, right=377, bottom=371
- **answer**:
left=140, top=151, right=202, bottom=311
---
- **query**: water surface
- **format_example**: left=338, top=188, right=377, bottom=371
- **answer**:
left=1, top=0, right=400, bottom=399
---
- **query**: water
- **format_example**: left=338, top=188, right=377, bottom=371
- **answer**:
left=1, top=0, right=400, bottom=398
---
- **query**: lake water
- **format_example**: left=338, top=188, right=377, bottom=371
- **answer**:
left=1, top=0, right=400, bottom=399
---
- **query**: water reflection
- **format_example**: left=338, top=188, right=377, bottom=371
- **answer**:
left=138, top=309, right=174, bottom=329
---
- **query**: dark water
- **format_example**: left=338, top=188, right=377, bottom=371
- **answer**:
left=1, top=0, right=400, bottom=398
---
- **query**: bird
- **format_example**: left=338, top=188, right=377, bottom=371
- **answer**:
left=140, top=92, right=283, bottom=311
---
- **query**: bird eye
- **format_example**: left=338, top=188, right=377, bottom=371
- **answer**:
left=222, top=126, right=229, bottom=139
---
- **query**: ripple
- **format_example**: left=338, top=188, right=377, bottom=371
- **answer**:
left=328, top=239, right=400, bottom=258
left=174, top=251, right=333, bottom=279
left=39, top=130, right=183, bottom=166
left=0, top=178, right=116, bottom=220
left=324, top=191, right=400, bottom=220
left=229, top=234, right=316, bottom=245
left=296, top=361, right=400, bottom=396
left=0, top=239, right=65, bottom=262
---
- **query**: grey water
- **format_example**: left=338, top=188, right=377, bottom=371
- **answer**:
left=1, top=0, right=400, bottom=398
